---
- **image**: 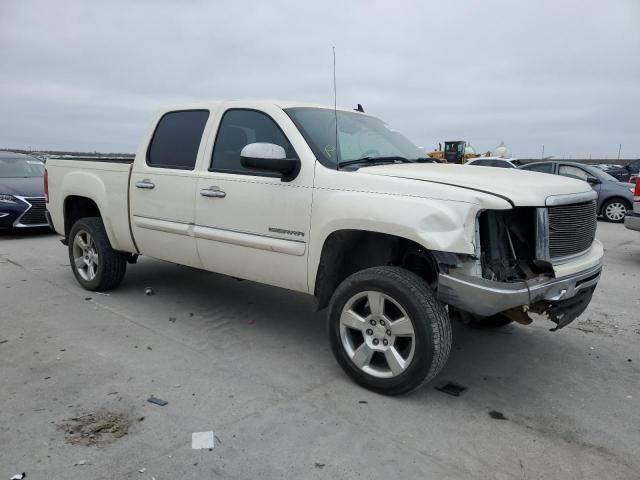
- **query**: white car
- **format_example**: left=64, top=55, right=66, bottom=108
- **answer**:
left=466, top=157, right=522, bottom=168
left=45, top=100, right=603, bottom=395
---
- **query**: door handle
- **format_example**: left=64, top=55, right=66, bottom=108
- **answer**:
left=135, top=179, right=155, bottom=189
left=200, top=186, right=226, bottom=198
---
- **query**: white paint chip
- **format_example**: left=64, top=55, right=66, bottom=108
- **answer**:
left=192, top=431, right=215, bottom=450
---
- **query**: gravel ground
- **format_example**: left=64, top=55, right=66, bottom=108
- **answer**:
left=1, top=221, right=639, bottom=479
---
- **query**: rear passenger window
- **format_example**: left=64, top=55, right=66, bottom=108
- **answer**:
left=147, top=110, right=209, bottom=170
left=211, top=109, right=296, bottom=175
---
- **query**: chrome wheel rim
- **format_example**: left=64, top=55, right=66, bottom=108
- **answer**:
left=605, top=202, right=626, bottom=221
left=72, top=230, right=99, bottom=281
left=339, top=290, right=416, bottom=379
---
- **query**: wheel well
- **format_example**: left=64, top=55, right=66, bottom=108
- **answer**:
left=601, top=196, right=631, bottom=213
left=64, top=196, right=101, bottom=239
left=313, top=230, right=439, bottom=311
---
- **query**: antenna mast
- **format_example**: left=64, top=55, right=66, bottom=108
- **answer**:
left=333, top=46, right=339, bottom=170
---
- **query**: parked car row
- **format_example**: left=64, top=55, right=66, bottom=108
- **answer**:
left=0, top=151, right=49, bottom=230
left=597, top=159, right=640, bottom=183
left=519, top=161, right=635, bottom=223
left=464, top=157, right=635, bottom=223
left=624, top=178, right=640, bottom=232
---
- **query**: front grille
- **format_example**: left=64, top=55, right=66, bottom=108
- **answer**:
left=19, top=197, right=47, bottom=225
left=548, top=200, right=597, bottom=259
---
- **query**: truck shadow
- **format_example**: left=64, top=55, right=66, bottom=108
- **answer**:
left=118, top=257, right=597, bottom=406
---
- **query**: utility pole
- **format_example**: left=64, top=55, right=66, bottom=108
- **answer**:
left=617, top=143, right=622, bottom=160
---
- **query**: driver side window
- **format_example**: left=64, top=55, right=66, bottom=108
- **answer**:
left=558, top=165, right=589, bottom=181
left=210, top=109, right=296, bottom=175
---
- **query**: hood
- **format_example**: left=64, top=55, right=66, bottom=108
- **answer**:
left=359, top=163, right=592, bottom=206
left=0, top=176, right=44, bottom=197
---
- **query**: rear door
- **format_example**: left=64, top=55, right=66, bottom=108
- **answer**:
left=130, top=109, right=210, bottom=268
left=193, top=106, right=313, bottom=292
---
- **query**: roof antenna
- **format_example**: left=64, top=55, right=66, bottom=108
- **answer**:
left=333, top=46, right=339, bottom=170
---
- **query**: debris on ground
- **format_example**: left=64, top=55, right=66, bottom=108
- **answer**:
left=169, top=317, right=176, bottom=322
left=84, top=297, right=92, bottom=301
left=489, top=410, right=508, bottom=420
left=435, top=382, right=467, bottom=397
left=74, top=460, right=86, bottom=466
left=139, top=467, right=146, bottom=473
left=11, top=473, right=26, bottom=480
left=144, top=287, right=154, bottom=295
left=314, top=462, right=326, bottom=469
left=192, top=431, right=215, bottom=450
left=147, top=346, right=152, bottom=350
left=0, top=339, right=8, bottom=345
left=358, top=400, right=368, bottom=404
left=147, top=396, right=168, bottom=406
left=60, top=411, right=129, bottom=446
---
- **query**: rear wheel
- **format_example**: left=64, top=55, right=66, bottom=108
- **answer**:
left=328, top=266, right=452, bottom=395
left=68, top=217, right=126, bottom=291
left=602, top=198, right=629, bottom=223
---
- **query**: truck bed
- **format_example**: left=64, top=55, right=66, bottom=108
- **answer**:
left=46, top=158, right=137, bottom=253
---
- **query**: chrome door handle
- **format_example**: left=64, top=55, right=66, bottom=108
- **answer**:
left=200, top=187, right=226, bottom=198
left=135, top=179, right=155, bottom=189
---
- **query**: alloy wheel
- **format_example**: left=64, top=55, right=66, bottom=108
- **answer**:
left=339, top=290, right=416, bottom=378
left=72, top=230, right=100, bottom=281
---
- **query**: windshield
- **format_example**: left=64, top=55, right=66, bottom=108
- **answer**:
left=0, top=157, right=45, bottom=178
left=285, top=108, right=424, bottom=168
left=586, top=165, right=618, bottom=182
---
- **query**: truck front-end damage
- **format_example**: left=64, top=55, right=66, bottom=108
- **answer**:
left=437, top=191, right=603, bottom=330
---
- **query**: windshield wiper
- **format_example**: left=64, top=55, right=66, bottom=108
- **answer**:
left=338, top=156, right=413, bottom=168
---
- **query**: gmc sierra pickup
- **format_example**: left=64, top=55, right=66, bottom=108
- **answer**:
left=45, top=100, right=604, bottom=395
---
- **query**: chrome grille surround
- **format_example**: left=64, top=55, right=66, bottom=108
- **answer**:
left=14, top=196, right=48, bottom=227
left=536, top=191, right=598, bottom=264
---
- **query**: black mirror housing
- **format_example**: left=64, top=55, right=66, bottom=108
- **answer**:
left=586, top=176, right=601, bottom=185
left=239, top=142, right=301, bottom=181
left=240, top=155, right=300, bottom=181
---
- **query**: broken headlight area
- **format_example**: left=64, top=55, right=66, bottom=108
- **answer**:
left=478, top=208, right=552, bottom=282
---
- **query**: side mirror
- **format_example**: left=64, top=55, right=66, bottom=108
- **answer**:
left=586, top=175, right=601, bottom=185
left=240, top=143, right=300, bottom=181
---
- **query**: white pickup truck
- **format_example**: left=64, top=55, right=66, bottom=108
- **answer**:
left=45, top=100, right=604, bottom=395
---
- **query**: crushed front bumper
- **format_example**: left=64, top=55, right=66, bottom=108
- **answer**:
left=437, top=263, right=602, bottom=329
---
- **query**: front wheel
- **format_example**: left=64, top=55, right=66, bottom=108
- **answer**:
left=68, top=217, right=127, bottom=291
left=602, top=198, right=629, bottom=223
left=328, top=266, right=452, bottom=395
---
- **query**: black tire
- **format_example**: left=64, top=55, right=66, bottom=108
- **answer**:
left=601, top=198, right=630, bottom=223
left=328, top=266, right=452, bottom=396
left=68, top=217, right=126, bottom=291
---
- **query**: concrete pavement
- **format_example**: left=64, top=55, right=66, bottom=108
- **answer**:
left=1, top=222, right=639, bottom=479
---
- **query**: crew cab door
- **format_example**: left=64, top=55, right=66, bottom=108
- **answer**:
left=129, top=109, right=210, bottom=268
left=194, top=107, right=313, bottom=292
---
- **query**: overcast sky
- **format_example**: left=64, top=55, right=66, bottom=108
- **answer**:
left=1, top=0, right=638, bottom=158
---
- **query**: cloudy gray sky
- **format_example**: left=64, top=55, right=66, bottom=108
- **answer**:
left=1, top=0, right=638, bottom=158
